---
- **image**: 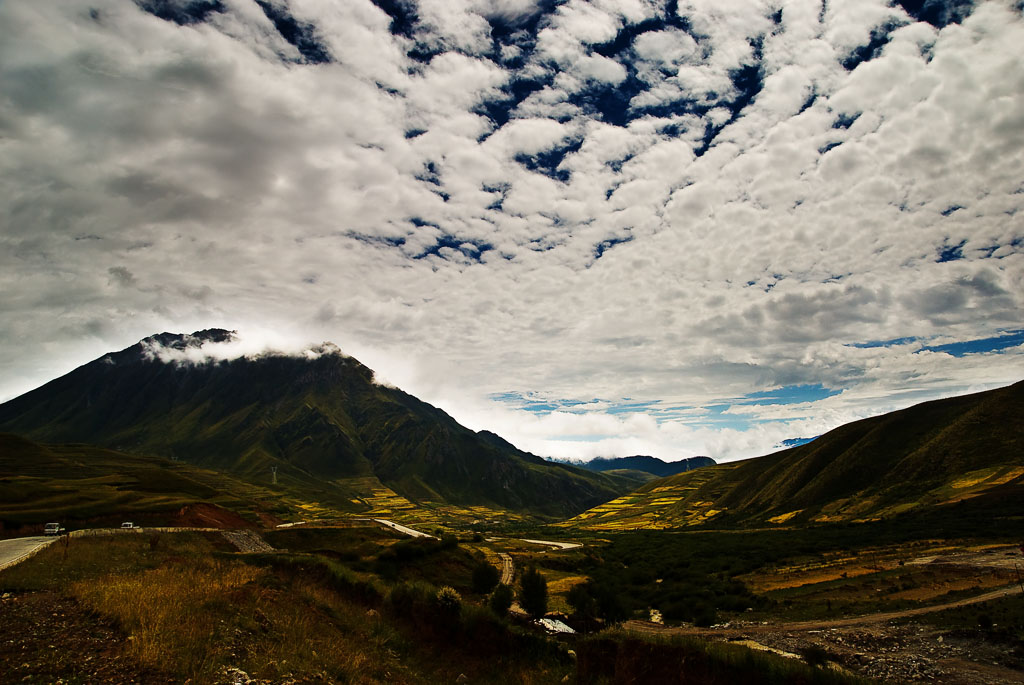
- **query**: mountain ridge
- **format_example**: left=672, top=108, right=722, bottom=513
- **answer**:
left=0, top=330, right=630, bottom=519
left=553, top=455, right=716, bottom=478
left=562, top=380, right=1024, bottom=530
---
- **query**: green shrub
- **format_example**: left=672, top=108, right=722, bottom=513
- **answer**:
left=436, top=585, right=462, bottom=620
left=386, top=580, right=436, bottom=620
left=489, top=583, right=513, bottom=617
left=519, top=567, right=547, bottom=619
left=471, top=560, right=500, bottom=594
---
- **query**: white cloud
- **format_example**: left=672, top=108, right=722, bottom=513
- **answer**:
left=0, top=0, right=1022, bottom=463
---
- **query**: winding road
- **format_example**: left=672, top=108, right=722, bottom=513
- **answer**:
left=498, top=552, right=514, bottom=585
left=520, top=538, right=582, bottom=550
left=369, top=519, right=436, bottom=539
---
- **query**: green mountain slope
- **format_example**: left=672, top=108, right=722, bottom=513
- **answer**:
left=0, top=330, right=627, bottom=519
left=0, top=433, right=294, bottom=531
left=562, top=381, right=1024, bottom=530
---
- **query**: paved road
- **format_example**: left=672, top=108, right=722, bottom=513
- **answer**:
left=520, top=538, right=582, bottom=550
left=371, top=519, right=436, bottom=539
left=0, top=536, right=57, bottom=572
left=498, top=552, right=514, bottom=585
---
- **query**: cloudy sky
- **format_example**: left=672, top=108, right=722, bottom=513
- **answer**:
left=1, top=0, right=1022, bottom=462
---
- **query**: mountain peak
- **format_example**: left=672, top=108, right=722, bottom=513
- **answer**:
left=0, top=330, right=631, bottom=518
left=142, top=328, right=238, bottom=350
left=114, top=330, right=349, bottom=368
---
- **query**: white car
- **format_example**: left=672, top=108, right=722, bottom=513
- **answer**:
left=121, top=522, right=136, bottom=529
left=44, top=522, right=63, bottom=536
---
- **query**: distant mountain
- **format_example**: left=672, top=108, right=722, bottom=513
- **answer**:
left=0, top=330, right=630, bottom=519
left=555, top=455, right=716, bottom=478
left=562, top=381, right=1024, bottom=530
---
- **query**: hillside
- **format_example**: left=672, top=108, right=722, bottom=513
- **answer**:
left=562, top=381, right=1024, bottom=529
left=0, top=330, right=628, bottom=519
left=0, top=433, right=286, bottom=532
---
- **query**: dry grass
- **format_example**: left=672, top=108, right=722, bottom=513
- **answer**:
left=69, top=556, right=404, bottom=682
left=71, top=560, right=260, bottom=677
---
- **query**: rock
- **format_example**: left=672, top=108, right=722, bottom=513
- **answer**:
left=566, top=649, right=576, bottom=661
left=455, top=674, right=468, bottom=684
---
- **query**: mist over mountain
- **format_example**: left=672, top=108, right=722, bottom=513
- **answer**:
left=0, top=330, right=630, bottom=518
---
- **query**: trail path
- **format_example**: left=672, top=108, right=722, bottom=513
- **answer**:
left=498, top=552, right=514, bottom=585
left=624, top=583, right=1024, bottom=637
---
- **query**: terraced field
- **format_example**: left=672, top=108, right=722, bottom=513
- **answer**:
left=561, top=383, right=1024, bottom=531
left=557, top=465, right=739, bottom=530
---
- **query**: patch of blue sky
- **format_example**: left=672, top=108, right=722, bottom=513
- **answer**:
left=488, top=391, right=606, bottom=414
left=736, top=384, right=841, bottom=406
left=777, top=437, right=818, bottom=448
left=921, top=329, right=1024, bottom=357
left=847, top=330, right=1024, bottom=357
left=687, top=404, right=757, bottom=432
left=649, top=406, right=699, bottom=420
left=605, top=400, right=663, bottom=415
left=849, top=336, right=921, bottom=349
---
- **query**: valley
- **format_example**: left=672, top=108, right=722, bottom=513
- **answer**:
left=6, top=0, right=1024, bottom=680
left=0, top=333, right=1021, bottom=683
left=2, top=520, right=1021, bottom=683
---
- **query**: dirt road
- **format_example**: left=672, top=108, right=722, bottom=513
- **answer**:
left=498, top=552, right=514, bottom=585
left=624, top=583, right=1024, bottom=683
left=624, top=583, right=1024, bottom=637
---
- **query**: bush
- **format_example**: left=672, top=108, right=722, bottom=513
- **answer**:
left=489, top=583, right=513, bottom=617
left=519, top=567, right=547, bottom=620
left=436, top=585, right=462, bottom=620
left=693, top=605, right=717, bottom=628
left=472, top=560, right=500, bottom=594
left=800, top=645, right=830, bottom=668
left=386, top=581, right=437, bottom=623
left=569, top=581, right=629, bottom=625
left=258, top=555, right=382, bottom=606
left=567, top=583, right=598, bottom=621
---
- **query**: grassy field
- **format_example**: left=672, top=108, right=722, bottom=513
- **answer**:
left=0, top=532, right=569, bottom=682
left=0, top=434, right=300, bottom=534
left=0, top=526, right=882, bottom=683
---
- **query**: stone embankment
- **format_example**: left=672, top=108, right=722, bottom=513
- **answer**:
left=221, top=530, right=275, bottom=553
